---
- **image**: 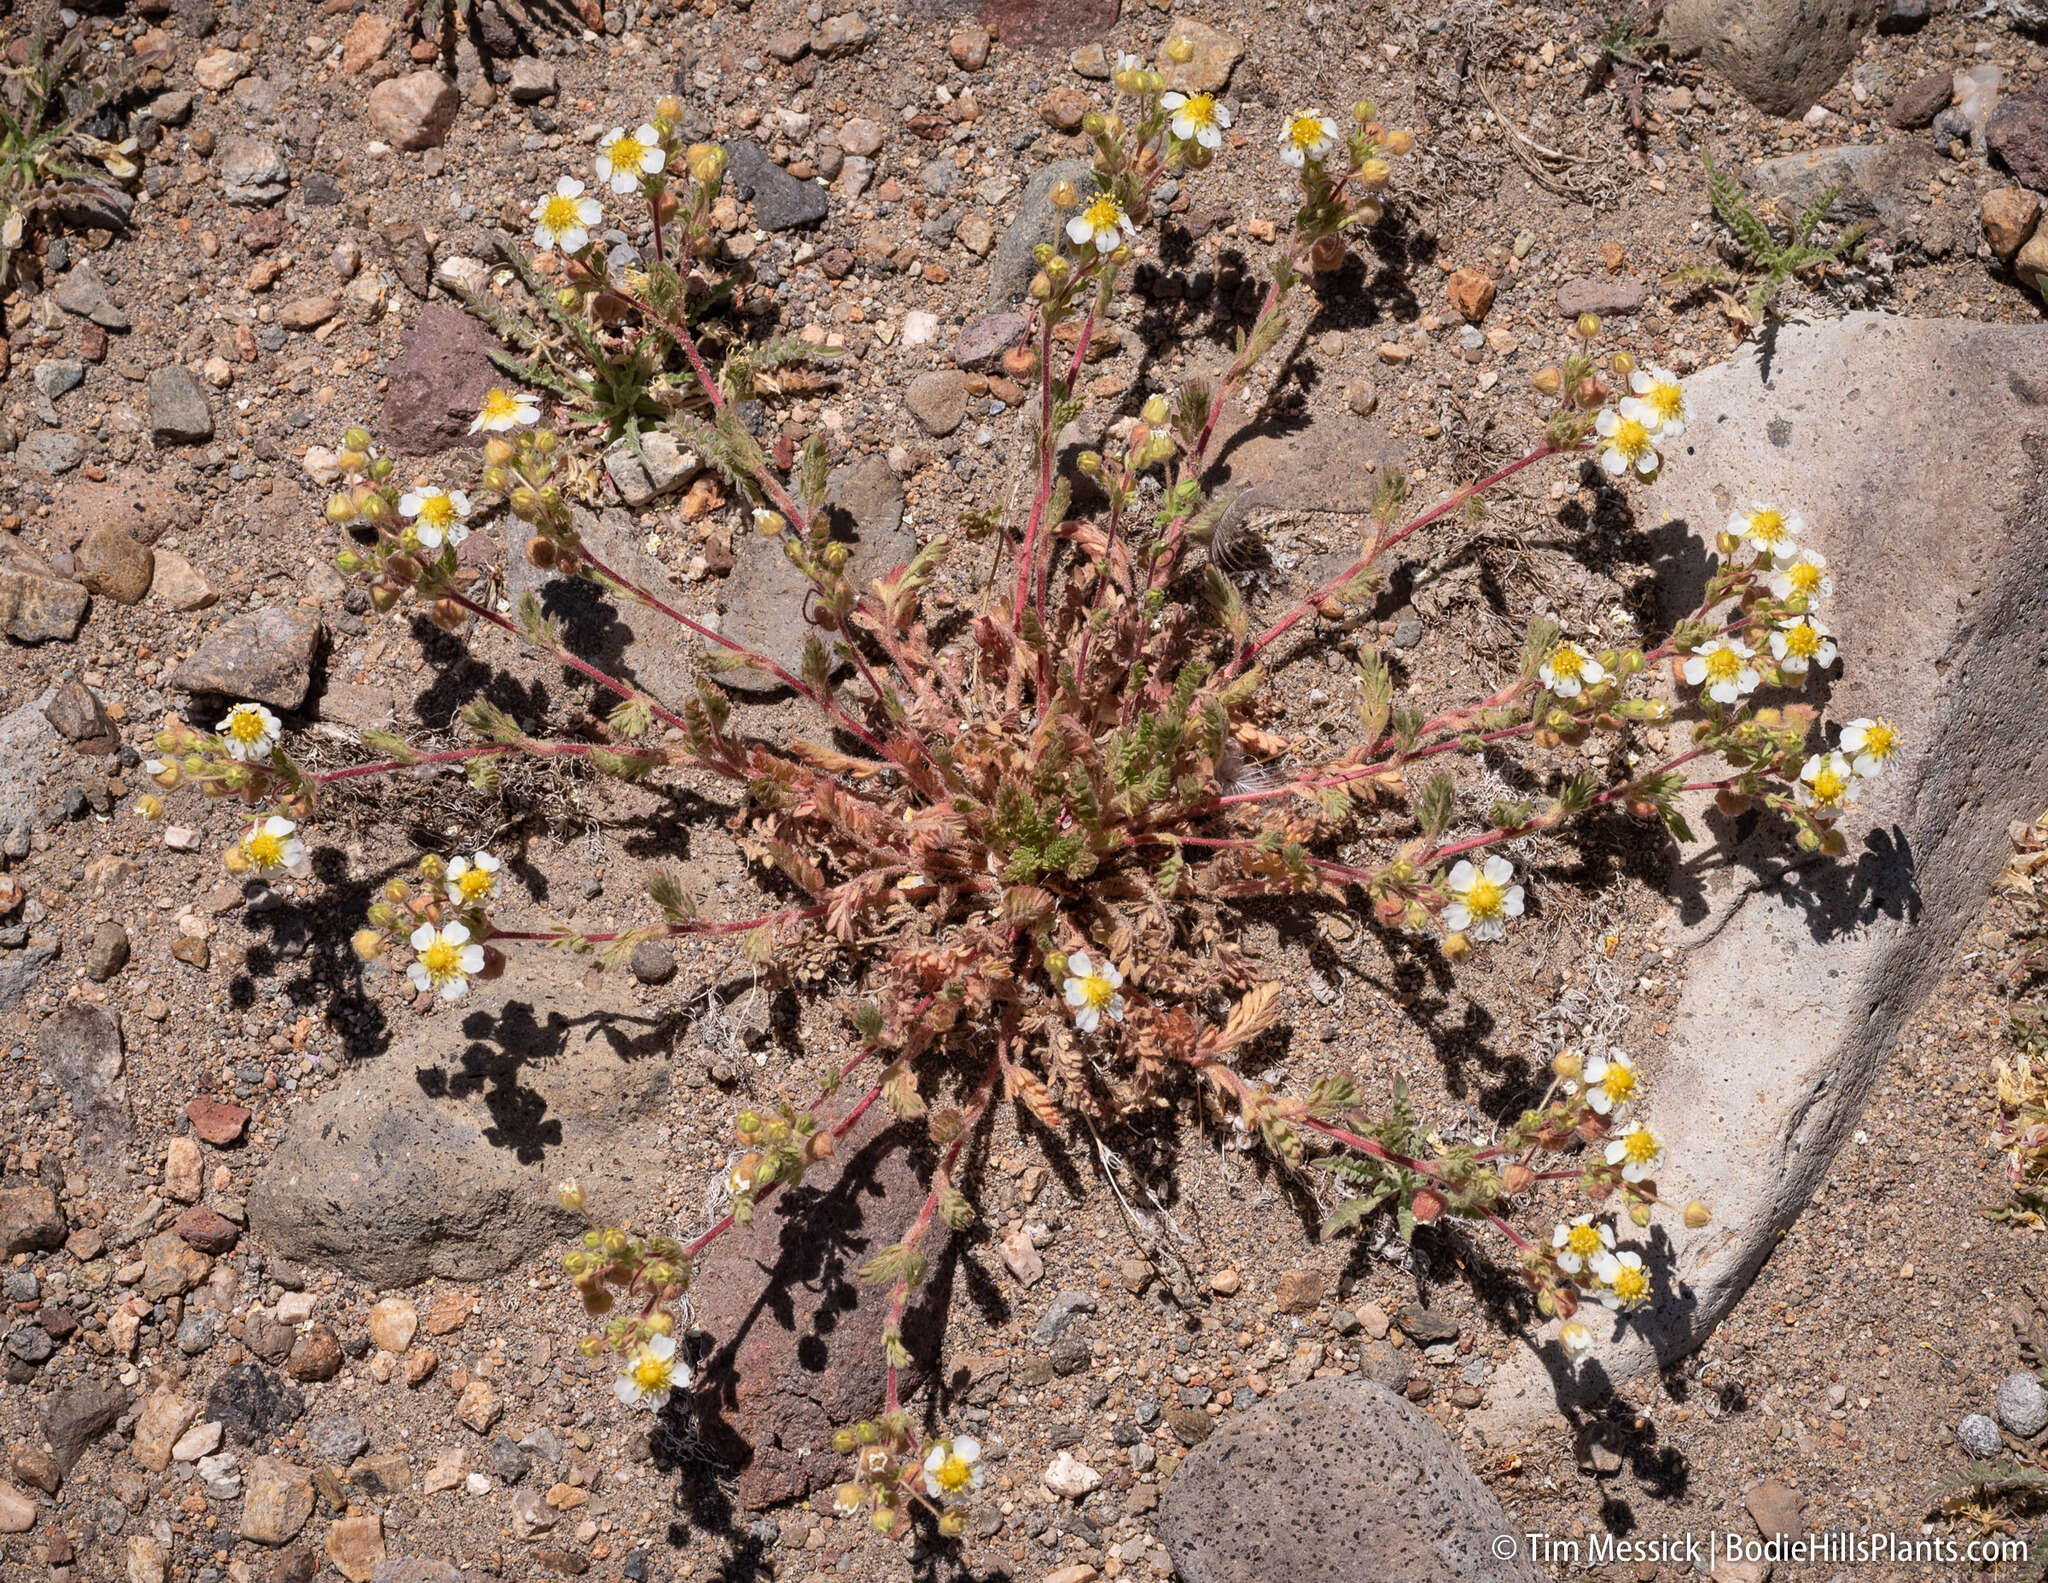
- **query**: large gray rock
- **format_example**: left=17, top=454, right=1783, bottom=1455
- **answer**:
left=986, top=158, right=1098, bottom=309
left=170, top=606, right=323, bottom=709
left=1666, top=0, right=1875, bottom=118
left=1477, top=313, right=2048, bottom=1437
left=1161, top=1379, right=1539, bottom=1583
left=714, top=452, right=915, bottom=698
left=0, top=693, right=62, bottom=834
left=1748, top=140, right=1958, bottom=249
left=38, top=1004, right=131, bottom=1146
left=247, top=955, right=671, bottom=1285
left=0, top=565, right=89, bottom=642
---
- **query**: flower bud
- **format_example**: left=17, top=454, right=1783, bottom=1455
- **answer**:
left=1308, top=233, right=1347, bottom=273
left=352, top=928, right=385, bottom=963
left=1502, top=1162, right=1535, bottom=1195
left=480, top=467, right=509, bottom=495
left=558, top=1178, right=586, bottom=1211
left=645, top=1261, right=675, bottom=1290
left=369, top=454, right=395, bottom=482
left=655, top=94, right=684, bottom=126
left=872, top=1507, right=897, bottom=1536
left=1076, top=450, right=1103, bottom=478
left=1001, top=344, right=1038, bottom=379
left=1442, top=930, right=1469, bottom=961
left=326, top=493, right=358, bottom=525
left=1559, top=1320, right=1594, bottom=1360
left=688, top=142, right=727, bottom=185
left=1382, top=129, right=1415, bottom=156
left=1575, top=312, right=1601, bottom=341
left=357, top=490, right=392, bottom=525
left=526, top=535, right=559, bottom=570
left=1165, top=32, right=1194, bottom=61
left=146, top=758, right=179, bottom=789
left=223, top=845, right=252, bottom=876
left=1609, top=350, right=1635, bottom=381
left=1028, top=271, right=1052, bottom=302
left=1410, top=1187, right=1445, bottom=1222
left=938, top=1509, right=968, bottom=1538
left=854, top=1420, right=881, bottom=1446
left=833, top=1429, right=856, bottom=1455
left=1354, top=198, right=1384, bottom=228
left=1354, top=99, right=1378, bottom=125
left=134, top=794, right=164, bottom=822
left=1049, top=178, right=1079, bottom=209
left=509, top=486, right=542, bottom=520
left=753, top=508, right=786, bottom=539
left=1628, top=1201, right=1653, bottom=1228
left=484, top=435, right=517, bottom=467
left=1552, top=1048, right=1582, bottom=1081
left=1683, top=1200, right=1712, bottom=1229
left=344, top=426, right=373, bottom=452
left=1141, top=394, right=1169, bottom=425
left=1356, top=157, right=1391, bottom=192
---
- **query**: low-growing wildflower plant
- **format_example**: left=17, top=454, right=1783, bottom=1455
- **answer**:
left=140, top=71, right=1900, bottom=1541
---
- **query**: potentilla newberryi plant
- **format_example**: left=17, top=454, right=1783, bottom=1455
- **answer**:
left=137, top=53, right=1898, bottom=1542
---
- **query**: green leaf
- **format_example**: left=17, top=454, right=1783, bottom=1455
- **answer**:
left=1415, top=772, right=1456, bottom=839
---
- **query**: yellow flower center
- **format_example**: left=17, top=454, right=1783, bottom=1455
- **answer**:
left=541, top=194, right=582, bottom=233
left=1785, top=560, right=1823, bottom=595
left=1547, top=645, right=1585, bottom=682
left=1599, top=1066, right=1636, bottom=1104
left=1609, top=417, right=1651, bottom=461
left=1811, top=768, right=1848, bottom=805
left=1645, top=379, right=1684, bottom=422
left=480, top=390, right=522, bottom=424
left=1286, top=115, right=1327, bottom=152
left=630, top=1352, right=673, bottom=1392
left=1704, top=647, right=1743, bottom=684
left=935, top=1454, right=973, bottom=1493
left=227, top=709, right=267, bottom=745
left=417, top=492, right=455, bottom=531
left=1782, top=622, right=1820, bottom=659
left=457, top=868, right=495, bottom=903
left=1611, top=1264, right=1650, bottom=1303
left=609, top=134, right=648, bottom=173
left=1079, top=195, right=1123, bottom=236
left=1078, top=972, right=1116, bottom=1012
left=245, top=831, right=285, bottom=869
left=420, top=938, right=464, bottom=979
left=1565, top=1224, right=1604, bottom=1258
left=1747, top=510, right=1786, bottom=547
left=1178, top=93, right=1219, bottom=130
left=1623, top=1129, right=1660, bottom=1165
left=1860, top=722, right=1897, bottom=761
left=1460, top=875, right=1506, bottom=922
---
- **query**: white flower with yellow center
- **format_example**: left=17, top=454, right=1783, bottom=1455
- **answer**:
left=239, top=815, right=306, bottom=874
left=1065, top=193, right=1135, bottom=255
left=216, top=702, right=281, bottom=762
left=1551, top=1214, right=1614, bottom=1276
left=921, top=1435, right=984, bottom=1498
left=1594, top=1248, right=1652, bottom=1310
left=1278, top=110, right=1340, bottom=167
left=398, top=485, right=472, bottom=550
left=1581, top=1052, right=1637, bottom=1116
left=595, top=124, right=666, bottom=193
left=1604, top=1120, right=1664, bottom=1183
left=445, top=851, right=502, bottom=908
left=1539, top=640, right=1606, bottom=699
left=1768, top=614, right=1836, bottom=677
left=1161, top=91, right=1230, bottom=150
left=613, top=1332, right=689, bottom=1411
left=1728, top=502, right=1804, bottom=562
left=1681, top=636, right=1759, bottom=705
left=1594, top=398, right=1662, bottom=478
left=1629, top=366, right=1690, bottom=437
left=532, top=175, right=602, bottom=254
left=1839, top=717, right=1900, bottom=778
left=1796, top=750, right=1859, bottom=818
left=1441, top=855, right=1524, bottom=942
left=471, top=388, right=541, bottom=434
left=408, top=920, right=485, bottom=1001
left=1768, top=546, right=1832, bottom=604
left=1559, top=1320, right=1596, bottom=1360
left=1062, top=950, right=1126, bottom=1033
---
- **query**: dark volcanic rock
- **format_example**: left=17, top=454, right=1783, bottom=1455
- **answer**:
left=723, top=140, right=828, bottom=231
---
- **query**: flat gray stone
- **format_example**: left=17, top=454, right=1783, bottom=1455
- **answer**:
left=715, top=452, right=914, bottom=697
left=986, top=159, right=1098, bottom=309
left=54, top=265, right=130, bottom=330
left=148, top=366, right=215, bottom=444
left=248, top=954, right=672, bottom=1285
left=1749, top=140, right=1954, bottom=244
left=1477, top=313, right=2048, bottom=1436
left=0, top=567, right=88, bottom=642
left=724, top=140, right=827, bottom=231
left=1666, top=0, right=1872, bottom=117
left=37, top=1003, right=130, bottom=1146
left=170, top=606, right=322, bottom=709
left=16, top=431, right=85, bottom=476
left=1161, top=1379, right=1539, bottom=1583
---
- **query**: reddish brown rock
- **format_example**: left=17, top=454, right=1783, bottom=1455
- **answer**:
left=690, top=1101, right=943, bottom=1509
left=187, top=1096, right=252, bottom=1145
left=285, top=1326, right=343, bottom=1383
left=1445, top=267, right=1496, bottom=324
left=175, top=1206, right=241, bottom=1254
left=980, top=0, right=1118, bottom=51
left=379, top=303, right=506, bottom=455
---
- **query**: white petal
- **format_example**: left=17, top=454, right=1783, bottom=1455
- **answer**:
left=442, top=921, right=472, bottom=947
left=1481, top=856, right=1513, bottom=886
left=411, top=922, right=437, bottom=951
left=1442, top=904, right=1471, bottom=932
left=1068, top=951, right=1093, bottom=978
